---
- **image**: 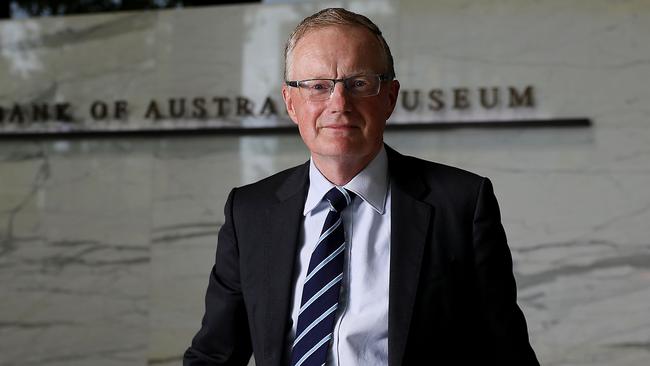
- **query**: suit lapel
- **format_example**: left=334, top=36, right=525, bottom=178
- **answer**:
left=386, top=147, right=435, bottom=366
left=263, top=162, right=309, bottom=366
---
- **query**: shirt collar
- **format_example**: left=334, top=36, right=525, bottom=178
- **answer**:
left=304, top=145, right=389, bottom=215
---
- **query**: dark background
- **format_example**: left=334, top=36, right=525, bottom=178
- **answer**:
left=0, top=0, right=260, bottom=19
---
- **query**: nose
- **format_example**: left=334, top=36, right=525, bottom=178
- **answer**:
left=328, top=81, right=352, bottom=112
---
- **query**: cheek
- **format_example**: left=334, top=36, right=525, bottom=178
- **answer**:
left=376, top=94, right=393, bottom=115
left=295, top=105, right=323, bottom=128
left=360, top=101, right=389, bottom=125
left=295, top=112, right=319, bottom=141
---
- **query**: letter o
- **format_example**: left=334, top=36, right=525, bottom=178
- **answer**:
left=90, top=101, right=108, bottom=120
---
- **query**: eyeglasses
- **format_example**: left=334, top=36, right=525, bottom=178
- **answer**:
left=285, top=74, right=392, bottom=101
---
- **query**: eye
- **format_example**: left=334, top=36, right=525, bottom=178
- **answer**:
left=348, top=77, right=374, bottom=91
left=352, top=79, right=368, bottom=88
left=302, top=80, right=331, bottom=93
left=311, top=83, right=328, bottom=90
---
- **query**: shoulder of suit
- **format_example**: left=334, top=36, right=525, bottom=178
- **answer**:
left=390, top=150, right=485, bottom=186
left=230, top=162, right=308, bottom=204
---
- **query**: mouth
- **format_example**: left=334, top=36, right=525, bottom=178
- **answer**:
left=323, top=125, right=357, bottom=130
left=320, top=121, right=359, bottom=130
left=320, top=125, right=360, bottom=135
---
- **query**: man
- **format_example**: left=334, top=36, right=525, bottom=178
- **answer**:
left=184, top=8, right=539, bottom=366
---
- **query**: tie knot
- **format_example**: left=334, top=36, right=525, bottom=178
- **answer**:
left=324, top=187, right=355, bottom=212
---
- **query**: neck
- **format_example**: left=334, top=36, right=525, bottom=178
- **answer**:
left=312, top=146, right=381, bottom=186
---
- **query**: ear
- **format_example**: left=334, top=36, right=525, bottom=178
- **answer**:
left=282, top=85, right=299, bottom=125
left=384, top=79, right=400, bottom=120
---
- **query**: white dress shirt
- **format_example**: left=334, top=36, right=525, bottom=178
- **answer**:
left=287, top=146, right=391, bottom=366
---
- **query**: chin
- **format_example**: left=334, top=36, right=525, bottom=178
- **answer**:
left=319, top=143, right=375, bottom=160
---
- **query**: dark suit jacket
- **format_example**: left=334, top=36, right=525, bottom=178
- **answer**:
left=184, top=146, right=539, bottom=366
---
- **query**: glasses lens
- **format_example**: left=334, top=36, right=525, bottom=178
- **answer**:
left=344, top=75, right=380, bottom=97
left=296, top=75, right=382, bottom=101
left=299, top=80, right=334, bottom=101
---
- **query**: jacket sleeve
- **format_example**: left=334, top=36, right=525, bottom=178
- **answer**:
left=184, top=188, right=253, bottom=366
left=472, top=178, right=540, bottom=365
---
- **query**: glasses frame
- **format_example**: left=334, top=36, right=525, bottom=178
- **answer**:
left=285, top=73, right=392, bottom=101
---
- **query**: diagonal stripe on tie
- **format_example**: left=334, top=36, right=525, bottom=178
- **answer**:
left=290, top=187, right=355, bottom=366
left=315, top=218, right=342, bottom=248
left=304, top=243, right=345, bottom=283
left=299, top=273, right=343, bottom=314
left=293, top=303, right=338, bottom=348
left=295, top=334, right=332, bottom=366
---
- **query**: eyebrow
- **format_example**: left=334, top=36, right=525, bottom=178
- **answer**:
left=299, top=71, right=377, bottom=80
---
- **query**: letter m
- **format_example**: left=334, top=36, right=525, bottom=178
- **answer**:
left=509, top=86, right=535, bottom=108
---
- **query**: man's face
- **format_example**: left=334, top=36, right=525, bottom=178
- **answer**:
left=282, top=25, right=400, bottom=164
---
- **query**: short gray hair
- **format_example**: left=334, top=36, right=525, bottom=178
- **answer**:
left=284, top=8, right=395, bottom=81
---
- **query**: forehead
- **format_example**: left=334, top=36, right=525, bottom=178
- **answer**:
left=289, top=25, right=386, bottom=79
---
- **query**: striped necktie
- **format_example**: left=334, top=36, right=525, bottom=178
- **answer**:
left=290, top=186, right=355, bottom=366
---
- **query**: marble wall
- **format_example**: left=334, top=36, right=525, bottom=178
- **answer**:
left=1, top=0, right=649, bottom=365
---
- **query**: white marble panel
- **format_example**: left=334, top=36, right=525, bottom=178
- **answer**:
left=0, top=140, right=154, bottom=366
